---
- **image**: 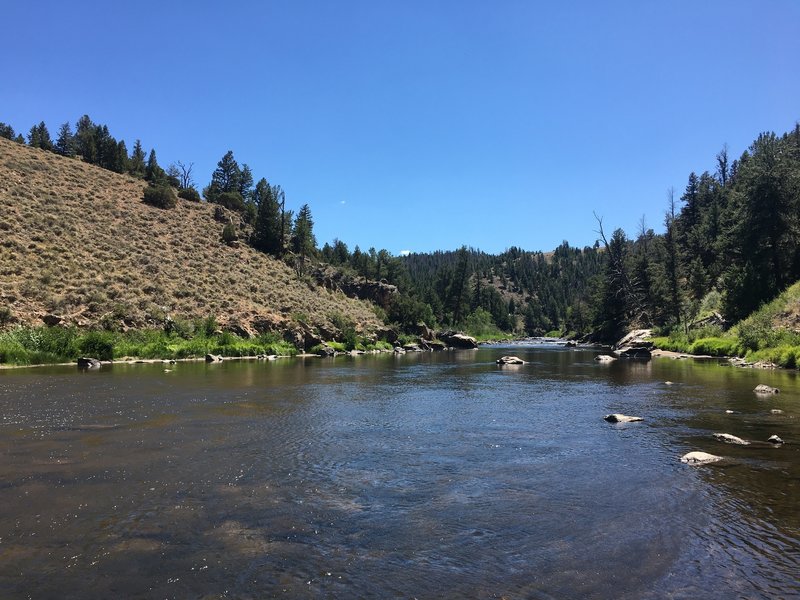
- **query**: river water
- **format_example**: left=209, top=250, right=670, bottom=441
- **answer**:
left=0, top=343, right=798, bottom=599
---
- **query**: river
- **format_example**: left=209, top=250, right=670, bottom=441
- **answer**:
left=1, top=343, right=798, bottom=599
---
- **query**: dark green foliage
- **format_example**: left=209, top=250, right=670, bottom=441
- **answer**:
left=215, top=191, right=245, bottom=211
left=78, top=331, right=115, bottom=360
left=143, top=184, right=177, bottom=209
left=251, top=179, right=284, bottom=256
left=0, top=122, right=15, bottom=140
left=145, top=149, right=166, bottom=184
left=28, top=121, right=53, bottom=150
left=291, top=204, right=316, bottom=260
left=222, top=223, right=237, bottom=245
left=129, top=139, right=146, bottom=178
left=205, top=150, right=241, bottom=203
left=55, top=122, right=75, bottom=156
left=178, top=187, right=201, bottom=201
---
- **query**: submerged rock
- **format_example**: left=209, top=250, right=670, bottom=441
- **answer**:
left=768, top=435, right=784, bottom=445
left=681, top=451, right=723, bottom=465
left=496, top=356, right=525, bottom=365
left=754, top=384, right=780, bottom=394
left=771, top=409, right=785, bottom=415
left=713, top=433, right=750, bottom=445
left=603, top=413, right=643, bottom=423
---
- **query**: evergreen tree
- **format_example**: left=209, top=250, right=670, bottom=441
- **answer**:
left=0, top=122, right=15, bottom=140
left=74, top=115, right=97, bottom=163
left=251, top=178, right=283, bottom=256
left=28, top=121, right=53, bottom=150
left=55, top=122, right=75, bottom=156
left=145, top=149, right=166, bottom=184
left=291, top=203, right=316, bottom=272
left=129, top=140, right=146, bottom=178
left=238, top=164, right=254, bottom=201
left=205, top=150, right=241, bottom=202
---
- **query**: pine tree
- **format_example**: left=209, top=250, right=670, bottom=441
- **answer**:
left=0, top=122, right=15, bottom=140
left=291, top=203, right=316, bottom=273
left=251, top=178, right=283, bottom=256
left=205, top=150, right=241, bottom=202
left=145, top=149, right=166, bottom=184
left=75, top=115, right=97, bottom=163
left=28, top=122, right=53, bottom=150
left=55, top=122, right=75, bottom=156
left=129, top=140, right=146, bottom=178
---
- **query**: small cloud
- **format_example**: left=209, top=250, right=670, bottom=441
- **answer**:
left=399, top=250, right=411, bottom=256
left=340, top=200, right=346, bottom=205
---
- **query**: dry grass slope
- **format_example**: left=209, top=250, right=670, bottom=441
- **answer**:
left=0, top=138, right=383, bottom=337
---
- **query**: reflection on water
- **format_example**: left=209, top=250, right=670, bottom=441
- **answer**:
left=0, top=347, right=798, bottom=598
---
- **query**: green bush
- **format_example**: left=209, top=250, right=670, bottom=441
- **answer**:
left=143, top=184, right=177, bottom=209
left=78, top=331, right=116, bottom=360
left=215, top=191, right=245, bottom=211
left=222, top=223, right=238, bottom=245
left=178, top=187, right=201, bottom=202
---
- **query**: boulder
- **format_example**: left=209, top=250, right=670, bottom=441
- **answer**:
left=754, top=384, right=780, bottom=395
left=42, top=314, right=63, bottom=327
left=771, top=409, right=785, bottom=415
left=393, top=346, right=406, bottom=354
left=376, top=327, right=399, bottom=345
left=713, top=433, right=750, bottom=446
left=205, top=354, right=223, bottom=363
left=317, top=345, right=336, bottom=358
left=613, top=329, right=653, bottom=360
left=403, top=343, right=424, bottom=353
left=680, top=451, right=723, bottom=465
left=768, top=435, right=784, bottom=445
left=426, top=339, right=447, bottom=351
left=77, top=357, right=101, bottom=369
left=564, top=340, right=577, bottom=347
left=439, top=331, right=478, bottom=349
left=603, top=413, right=643, bottom=423
left=411, top=322, right=435, bottom=341
left=594, top=354, right=616, bottom=362
left=497, top=356, right=526, bottom=365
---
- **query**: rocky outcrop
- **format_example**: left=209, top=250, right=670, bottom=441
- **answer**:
left=77, top=357, right=101, bottom=369
left=411, top=322, right=435, bottom=341
left=754, top=384, right=780, bottom=394
left=317, top=344, right=336, bottom=357
left=312, top=265, right=398, bottom=309
left=205, top=354, right=223, bottom=363
left=42, top=314, right=63, bottom=327
left=713, top=433, right=750, bottom=445
left=680, top=451, right=723, bottom=465
left=603, top=414, right=643, bottom=423
left=497, top=356, right=526, bottom=365
left=613, top=329, right=653, bottom=359
left=438, top=331, right=478, bottom=349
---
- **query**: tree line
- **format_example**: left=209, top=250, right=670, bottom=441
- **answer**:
left=4, top=115, right=798, bottom=340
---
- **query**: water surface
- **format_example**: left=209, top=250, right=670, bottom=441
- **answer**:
left=1, top=345, right=798, bottom=598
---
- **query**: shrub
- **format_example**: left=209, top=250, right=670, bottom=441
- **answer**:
left=222, top=223, right=238, bottom=245
left=215, top=191, right=245, bottom=211
left=178, top=187, right=201, bottom=202
left=143, top=184, right=177, bottom=209
left=77, top=331, right=116, bottom=360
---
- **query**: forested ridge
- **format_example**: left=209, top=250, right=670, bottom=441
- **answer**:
left=2, top=116, right=799, bottom=349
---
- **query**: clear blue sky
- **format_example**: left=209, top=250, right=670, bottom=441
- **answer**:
left=2, top=1, right=798, bottom=255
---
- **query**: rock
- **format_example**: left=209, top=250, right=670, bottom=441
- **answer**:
left=768, top=435, right=784, bottom=445
left=754, top=384, right=780, bottom=395
left=438, top=331, right=478, bottom=349
left=594, top=354, right=616, bottom=362
left=681, top=451, right=723, bottom=465
left=613, top=329, right=653, bottom=360
left=603, top=413, right=643, bottom=423
left=77, top=357, right=101, bottom=369
left=713, top=433, right=750, bottom=445
left=771, top=409, right=785, bottom=415
left=691, top=312, right=727, bottom=330
left=411, top=322, right=435, bottom=341
left=317, top=345, right=336, bottom=357
left=403, top=343, right=424, bottom=353
left=205, top=354, right=223, bottom=363
left=664, top=381, right=674, bottom=385
left=496, top=356, right=526, bottom=365
left=393, top=346, right=406, bottom=354
left=564, top=340, right=577, bottom=347
left=42, top=314, right=63, bottom=327
left=426, top=339, right=447, bottom=351
left=375, top=327, right=399, bottom=345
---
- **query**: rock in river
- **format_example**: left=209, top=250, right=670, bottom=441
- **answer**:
left=77, top=357, right=102, bottom=369
left=754, top=384, right=780, bottom=394
left=594, top=355, right=616, bottom=363
left=768, top=435, right=784, bottom=445
left=496, top=356, right=525, bottom=365
left=713, top=433, right=750, bottom=445
left=681, top=451, right=723, bottom=465
left=604, top=413, right=643, bottom=423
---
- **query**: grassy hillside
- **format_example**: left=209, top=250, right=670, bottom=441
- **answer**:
left=0, top=138, right=382, bottom=340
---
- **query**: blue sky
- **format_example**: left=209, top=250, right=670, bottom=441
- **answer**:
left=2, top=1, right=798, bottom=255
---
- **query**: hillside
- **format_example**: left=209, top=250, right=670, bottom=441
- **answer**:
left=0, top=138, right=383, bottom=340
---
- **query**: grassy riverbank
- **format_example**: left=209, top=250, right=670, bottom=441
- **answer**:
left=651, top=281, right=800, bottom=369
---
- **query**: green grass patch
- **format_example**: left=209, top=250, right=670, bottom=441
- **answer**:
left=688, top=337, right=740, bottom=357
